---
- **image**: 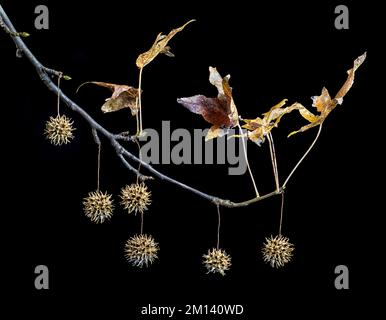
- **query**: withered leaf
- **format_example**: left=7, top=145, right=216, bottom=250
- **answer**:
left=242, top=100, right=309, bottom=145
left=289, top=52, right=366, bottom=137
left=177, top=67, right=239, bottom=141
left=77, top=81, right=140, bottom=115
left=136, top=19, right=195, bottom=69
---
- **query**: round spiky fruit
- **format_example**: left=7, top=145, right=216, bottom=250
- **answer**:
left=203, top=248, right=231, bottom=276
left=83, top=190, right=114, bottom=223
left=120, top=182, right=151, bottom=215
left=44, top=114, right=75, bottom=145
left=262, top=235, right=294, bottom=268
left=124, top=234, right=159, bottom=267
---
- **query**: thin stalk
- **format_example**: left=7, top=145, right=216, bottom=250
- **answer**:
left=97, top=143, right=101, bottom=191
left=57, top=74, right=61, bottom=116
left=279, top=191, right=285, bottom=236
left=283, top=124, right=323, bottom=188
left=137, top=67, right=143, bottom=135
left=267, top=132, right=280, bottom=192
left=135, top=139, right=142, bottom=184
left=216, top=204, right=221, bottom=250
left=237, top=123, right=259, bottom=197
left=140, top=212, right=144, bottom=235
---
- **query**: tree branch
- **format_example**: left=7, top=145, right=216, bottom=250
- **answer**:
left=0, top=5, right=298, bottom=208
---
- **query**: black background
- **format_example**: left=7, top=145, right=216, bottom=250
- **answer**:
left=1, top=0, right=381, bottom=316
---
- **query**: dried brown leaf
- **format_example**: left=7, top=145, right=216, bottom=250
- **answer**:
left=136, top=19, right=195, bottom=69
left=177, top=67, right=239, bottom=141
left=77, top=81, right=140, bottom=114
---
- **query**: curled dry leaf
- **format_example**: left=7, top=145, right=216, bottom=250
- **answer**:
left=136, top=19, right=195, bottom=69
left=77, top=81, right=140, bottom=115
left=242, top=100, right=311, bottom=145
left=177, top=67, right=239, bottom=141
left=288, top=52, right=366, bottom=137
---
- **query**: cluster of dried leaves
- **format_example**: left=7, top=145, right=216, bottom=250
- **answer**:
left=77, top=20, right=195, bottom=124
left=177, top=52, right=366, bottom=142
left=76, top=16, right=365, bottom=145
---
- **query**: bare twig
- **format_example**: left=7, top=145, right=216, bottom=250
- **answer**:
left=113, top=132, right=138, bottom=142
left=115, top=152, right=151, bottom=181
left=0, top=15, right=28, bottom=37
left=92, top=128, right=101, bottom=145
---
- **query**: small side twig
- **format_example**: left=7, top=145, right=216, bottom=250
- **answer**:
left=0, top=15, right=29, bottom=37
left=42, top=66, right=71, bottom=80
left=117, top=154, right=153, bottom=181
left=113, top=132, right=138, bottom=142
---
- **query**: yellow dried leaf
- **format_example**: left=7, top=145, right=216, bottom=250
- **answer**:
left=312, top=87, right=333, bottom=114
left=242, top=100, right=308, bottom=144
left=136, top=19, right=195, bottom=69
left=289, top=52, right=366, bottom=137
left=296, top=103, right=319, bottom=123
left=205, top=126, right=226, bottom=141
left=335, top=52, right=367, bottom=100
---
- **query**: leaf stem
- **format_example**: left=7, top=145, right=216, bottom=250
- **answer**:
left=283, top=123, right=323, bottom=188
left=137, top=67, right=143, bottom=135
left=237, top=123, right=260, bottom=197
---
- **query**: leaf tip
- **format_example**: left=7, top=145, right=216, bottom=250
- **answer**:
left=287, top=131, right=298, bottom=138
left=185, top=19, right=196, bottom=26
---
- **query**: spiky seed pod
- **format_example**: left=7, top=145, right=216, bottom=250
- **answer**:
left=44, top=115, right=75, bottom=145
left=203, top=248, right=231, bottom=276
left=124, top=234, right=159, bottom=267
left=262, top=235, right=294, bottom=268
left=83, top=190, right=114, bottom=223
left=120, top=182, right=151, bottom=215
